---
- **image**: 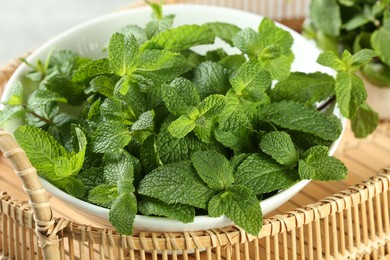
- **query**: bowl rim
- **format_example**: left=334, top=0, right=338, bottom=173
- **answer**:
left=2, top=4, right=345, bottom=232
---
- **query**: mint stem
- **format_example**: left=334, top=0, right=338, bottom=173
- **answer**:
left=23, top=105, right=54, bottom=126
left=317, top=96, right=336, bottom=112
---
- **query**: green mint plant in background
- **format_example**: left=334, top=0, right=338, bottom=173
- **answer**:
left=0, top=1, right=348, bottom=236
left=305, top=0, right=390, bottom=131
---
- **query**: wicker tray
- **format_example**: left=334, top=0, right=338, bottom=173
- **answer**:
left=1, top=1, right=390, bottom=259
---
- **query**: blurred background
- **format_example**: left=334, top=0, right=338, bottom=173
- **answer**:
left=0, top=0, right=134, bottom=65
left=0, top=0, right=309, bottom=66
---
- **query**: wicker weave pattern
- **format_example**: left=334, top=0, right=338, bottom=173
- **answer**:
left=1, top=166, right=389, bottom=259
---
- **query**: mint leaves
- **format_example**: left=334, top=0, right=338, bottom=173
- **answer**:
left=2, top=2, right=349, bottom=236
left=317, top=49, right=379, bottom=137
left=307, top=0, right=390, bottom=128
left=138, top=151, right=264, bottom=235
left=14, top=125, right=86, bottom=198
left=233, top=18, right=294, bottom=80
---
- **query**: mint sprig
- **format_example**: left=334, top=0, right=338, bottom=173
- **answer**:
left=317, top=49, right=379, bottom=137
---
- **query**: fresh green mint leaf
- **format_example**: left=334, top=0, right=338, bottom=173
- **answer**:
left=256, top=18, right=294, bottom=80
left=259, top=131, right=298, bottom=167
left=317, top=51, right=346, bottom=71
left=14, top=125, right=67, bottom=180
left=230, top=61, right=271, bottom=96
left=89, top=75, right=118, bottom=98
left=114, top=79, right=147, bottom=117
left=335, top=71, right=366, bottom=118
left=361, top=62, right=390, bottom=87
left=136, top=50, right=190, bottom=83
left=233, top=28, right=261, bottom=56
left=0, top=106, right=25, bottom=126
left=156, top=129, right=189, bottom=164
left=168, top=114, right=197, bottom=139
left=39, top=69, right=85, bottom=105
left=2, top=81, right=23, bottom=106
left=72, top=58, right=111, bottom=82
left=168, top=95, right=225, bottom=141
left=217, top=92, right=250, bottom=131
left=218, top=55, right=246, bottom=76
left=193, top=115, right=216, bottom=143
left=51, top=177, right=85, bottom=198
left=108, top=33, right=139, bottom=76
left=351, top=102, right=379, bottom=138
left=235, top=153, right=297, bottom=195
left=260, top=50, right=294, bottom=81
left=233, top=18, right=294, bottom=80
left=258, top=100, right=342, bottom=141
left=131, top=110, right=155, bottom=131
left=119, top=24, right=148, bottom=45
left=92, top=121, right=132, bottom=153
left=140, top=136, right=161, bottom=173
left=62, top=177, right=86, bottom=198
left=78, top=167, right=105, bottom=193
left=298, top=146, right=347, bottom=181
left=191, top=150, right=234, bottom=190
left=193, top=61, right=230, bottom=99
left=109, top=192, right=137, bottom=235
left=230, top=153, right=251, bottom=172
left=103, top=150, right=135, bottom=189
left=257, top=18, right=293, bottom=51
left=270, top=72, right=335, bottom=106
left=138, top=161, right=215, bottom=209
left=145, top=0, right=163, bottom=20
left=139, top=197, right=195, bottom=223
left=27, top=89, right=67, bottom=111
left=145, top=14, right=175, bottom=39
left=204, top=22, right=241, bottom=46
left=347, top=49, right=377, bottom=71
left=310, top=0, right=341, bottom=37
left=88, top=184, right=118, bottom=208
left=214, top=127, right=256, bottom=154
left=205, top=48, right=228, bottom=62
left=162, top=77, right=200, bottom=116
left=197, top=94, right=226, bottom=117
left=143, top=24, right=215, bottom=52
left=371, top=25, right=390, bottom=67
left=68, top=127, right=87, bottom=175
left=52, top=156, right=73, bottom=180
left=100, top=97, right=137, bottom=125
left=208, top=185, right=262, bottom=236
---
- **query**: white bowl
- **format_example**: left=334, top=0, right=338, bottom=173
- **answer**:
left=3, top=4, right=344, bottom=232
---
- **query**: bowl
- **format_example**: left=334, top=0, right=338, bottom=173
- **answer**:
left=3, top=4, right=344, bottom=232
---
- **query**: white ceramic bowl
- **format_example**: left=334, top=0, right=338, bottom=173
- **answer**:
left=3, top=5, right=344, bottom=232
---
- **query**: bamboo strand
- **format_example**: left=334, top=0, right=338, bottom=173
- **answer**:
left=244, top=241, right=249, bottom=260
left=299, top=227, right=305, bottom=260
left=323, top=215, right=330, bottom=259
left=339, top=211, right=346, bottom=256
left=234, top=243, right=240, bottom=260
left=253, top=238, right=259, bottom=260
left=360, top=201, right=370, bottom=260
left=307, top=222, right=313, bottom=260
left=59, top=239, right=65, bottom=260
left=7, top=214, right=14, bottom=259
left=331, top=213, right=339, bottom=259
left=263, top=236, right=269, bottom=260
left=346, top=207, right=354, bottom=253
left=368, top=193, right=378, bottom=259
left=374, top=189, right=385, bottom=256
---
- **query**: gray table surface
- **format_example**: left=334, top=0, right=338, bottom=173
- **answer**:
left=0, top=0, right=134, bottom=66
